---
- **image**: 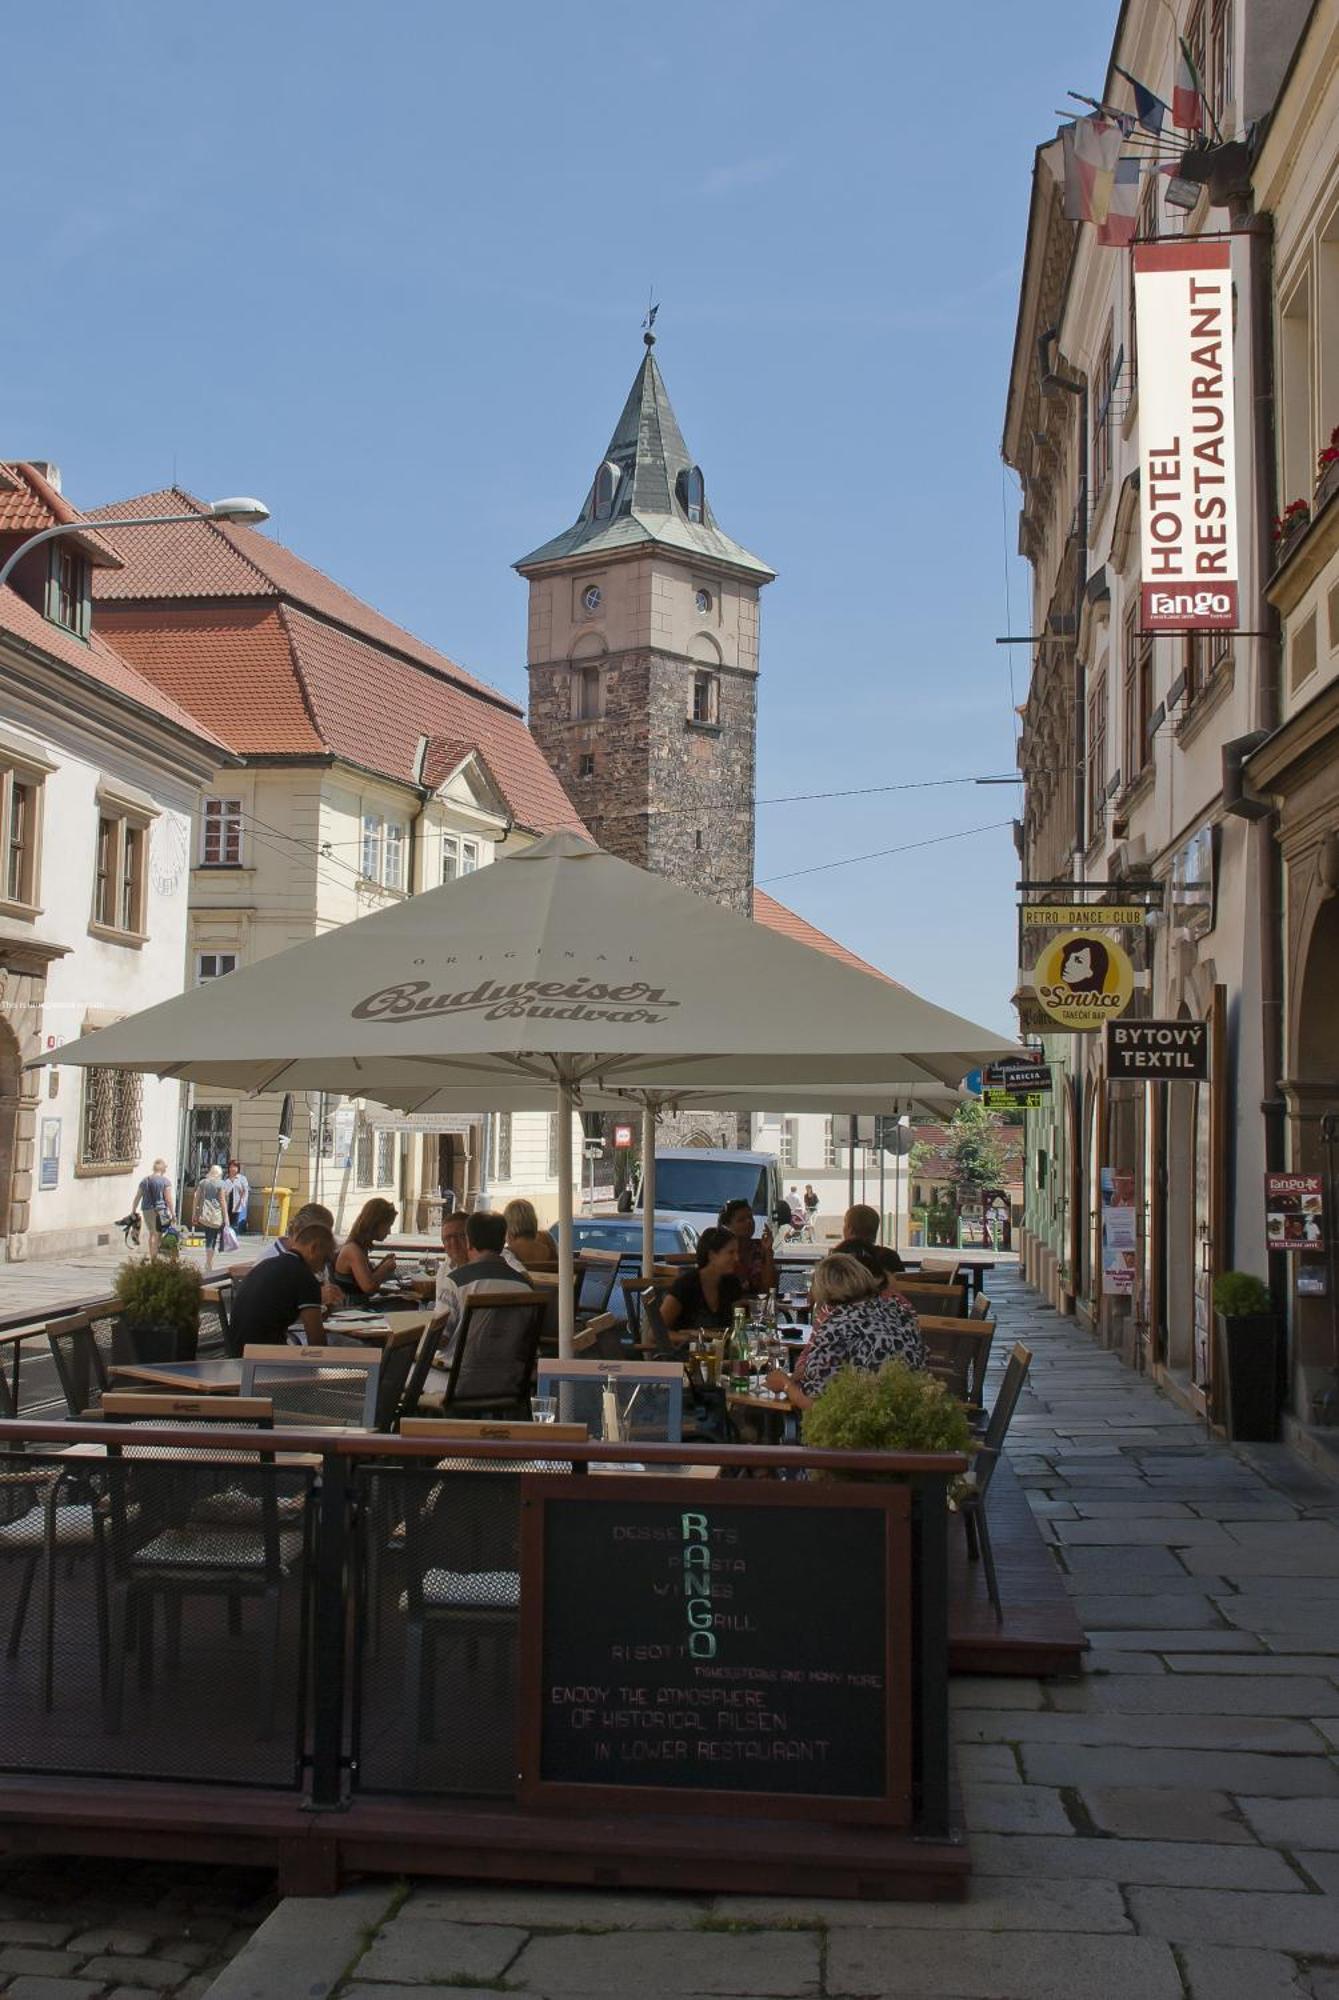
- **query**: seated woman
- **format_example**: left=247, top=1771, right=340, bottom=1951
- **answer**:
left=333, top=1197, right=398, bottom=1299
left=503, top=1197, right=559, bottom=1273
left=766, top=1252, right=923, bottom=1413
left=659, top=1226, right=743, bottom=1341
left=719, top=1197, right=778, bottom=1297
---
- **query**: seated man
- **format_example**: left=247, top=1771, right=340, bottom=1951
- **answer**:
left=430, top=1210, right=532, bottom=1355
left=264, top=1202, right=342, bottom=1308
left=413, top=1206, right=471, bottom=1309
left=231, top=1223, right=338, bottom=1347
left=836, top=1201, right=906, bottom=1276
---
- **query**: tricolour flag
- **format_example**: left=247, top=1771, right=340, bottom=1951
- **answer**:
left=1061, top=116, right=1126, bottom=225
left=1113, top=64, right=1169, bottom=134
left=1174, top=39, right=1204, bottom=130
left=1097, top=155, right=1141, bottom=247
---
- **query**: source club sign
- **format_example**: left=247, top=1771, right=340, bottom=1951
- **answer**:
left=1032, top=929, right=1135, bottom=1033
left=1134, top=241, right=1238, bottom=632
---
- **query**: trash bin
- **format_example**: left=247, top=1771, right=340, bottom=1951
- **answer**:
left=261, top=1185, right=293, bottom=1236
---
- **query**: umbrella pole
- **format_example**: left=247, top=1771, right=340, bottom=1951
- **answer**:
left=557, top=1074, right=576, bottom=1359
left=641, top=1100, right=657, bottom=1279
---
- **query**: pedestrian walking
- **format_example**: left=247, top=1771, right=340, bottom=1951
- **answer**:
left=222, top=1157, right=250, bottom=1240
left=131, top=1156, right=176, bottom=1258
left=803, top=1182, right=820, bottom=1238
left=192, top=1161, right=229, bottom=1272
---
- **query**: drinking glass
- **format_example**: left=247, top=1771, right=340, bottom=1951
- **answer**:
left=530, top=1396, right=557, bottom=1425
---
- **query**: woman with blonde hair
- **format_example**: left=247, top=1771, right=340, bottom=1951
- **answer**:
left=502, top=1197, right=558, bottom=1273
left=765, top=1252, right=923, bottom=1413
left=334, top=1197, right=398, bottom=1298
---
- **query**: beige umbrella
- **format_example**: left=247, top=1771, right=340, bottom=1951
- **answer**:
left=39, top=833, right=1017, bottom=1350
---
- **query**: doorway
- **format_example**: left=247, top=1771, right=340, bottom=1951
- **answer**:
left=0, top=1019, right=20, bottom=1250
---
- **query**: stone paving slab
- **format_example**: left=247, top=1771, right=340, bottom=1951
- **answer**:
left=1126, top=1884, right=1339, bottom=1951
left=1047, top=1672, right=1339, bottom=1715
left=1020, top=1742, right=1339, bottom=1793
left=506, top=1929, right=822, bottom=1995
left=823, top=1929, right=1184, bottom=2000
left=968, top=1831, right=1306, bottom=1888
left=352, top=1918, right=526, bottom=1987
left=955, top=1705, right=1326, bottom=1748
left=1177, top=1942, right=1314, bottom=1999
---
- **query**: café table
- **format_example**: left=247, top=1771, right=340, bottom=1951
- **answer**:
left=725, top=1387, right=800, bottom=1445
left=110, top=1358, right=242, bottom=1395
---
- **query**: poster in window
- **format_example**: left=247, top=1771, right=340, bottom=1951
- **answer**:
left=332, top=1104, right=356, bottom=1172
left=38, top=1118, right=60, bottom=1191
left=1264, top=1174, right=1324, bottom=1251
left=1099, top=1167, right=1137, bottom=1296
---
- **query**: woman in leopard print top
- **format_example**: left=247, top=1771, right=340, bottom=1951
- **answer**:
left=766, top=1253, right=924, bottom=1412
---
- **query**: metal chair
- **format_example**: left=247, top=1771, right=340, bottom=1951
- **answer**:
left=919, top=1317, right=997, bottom=1414
left=239, top=1346, right=381, bottom=1428
left=621, top=1278, right=678, bottom=1358
left=958, top=1342, right=1033, bottom=1623
left=431, top=1291, right=548, bottom=1420
left=971, top=1291, right=993, bottom=1321
left=574, top=1251, right=622, bottom=1322
left=46, top=1311, right=111, bottom=1416
left=536, top=1359, right=684, bottom=1443
left=571, top=1313, right=628, bottom=1360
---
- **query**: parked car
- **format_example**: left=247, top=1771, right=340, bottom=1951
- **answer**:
left=550, top=1217, right=698, bottom=1259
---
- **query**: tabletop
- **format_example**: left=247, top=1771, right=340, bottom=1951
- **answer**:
left=110, top=1359, right=243, bottom=1394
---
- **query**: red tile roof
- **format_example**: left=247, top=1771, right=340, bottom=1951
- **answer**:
left=752, top=888, right=897, bottom=983
left=0, top=463, right=120, bottom=566
left=89, top=605, right=322, bottom=755
left=0, top=586, right=226, bottom=751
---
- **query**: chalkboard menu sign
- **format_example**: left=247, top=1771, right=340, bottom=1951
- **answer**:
left=518, top=1477, right=912, bottom=1823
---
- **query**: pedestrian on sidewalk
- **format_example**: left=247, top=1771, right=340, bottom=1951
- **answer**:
left=222, top=1157, right=250, bottom=1239
left=131, top=1156, right=176, bottom=1259
left=192, top=1162, right=229, bottom=1272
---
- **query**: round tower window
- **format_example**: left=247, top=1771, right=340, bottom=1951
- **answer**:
left=695, top=588, right=712, bottom=615
left=583, top=585, right=603, bottom=614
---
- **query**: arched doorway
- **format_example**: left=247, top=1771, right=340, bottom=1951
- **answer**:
left=1291, top=896, right=1339, bottom=1407
left=0, top=1017, right=19, bottom=1248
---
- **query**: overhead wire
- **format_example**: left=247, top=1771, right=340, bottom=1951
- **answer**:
left=758, top=819, right=1016, bottom=886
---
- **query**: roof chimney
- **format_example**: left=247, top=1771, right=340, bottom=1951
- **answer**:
left=25, top=461, right=61, bottom=493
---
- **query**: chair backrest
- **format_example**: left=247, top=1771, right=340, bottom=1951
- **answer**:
left=205, top=1277, right=244, bottom=1357
left=239, top=1345, right=380, bottom=1427
left=398, top=1313, right=452, bottom=1424
left=973, top=1342, right=1032, bottom=1500
left=536, top=1358, right=683, bottom=1443
left=892, top=1281, right=967, bottom=1319
left=443, top=1290, right=548, bottom=1415
left=367, top=1324, right=423, bottom=1430
left=971, top=1291, right=992, bottom=1320
left=572, top=1312, right=629, bottom=1359
left=100, top=1391, right=274, bottom=1426
left=575, top=1250, right=622, bottom=1318
left=46, top=1312, right=110, bottom=1416
left=621, top=1278, right=677, bottom=1358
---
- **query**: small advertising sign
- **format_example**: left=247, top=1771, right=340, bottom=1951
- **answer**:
left=1134, top=241, right=1239, bottom=632
left=612, top=1122, right=634, bottom=1150
left=1100, top=1166, right=1138, bottom=1297
left=1023, top=905, right=1147, bottom=929
left=38, top=1118, right=60, bottom=1192
left=1032, top=930, right=1135, bottom=1033
left=984, top=1059, right=1052, bottom=1094
left=1107, top=1019, right=1209, bottom=1080
left=983, top=1089, right=1043, bottom=1112
left=1264, top=1173, right=1325, bottom=1251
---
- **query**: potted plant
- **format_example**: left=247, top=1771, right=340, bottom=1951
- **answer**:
left=1213, top=1270, right=1279, bottom=1443
left=1317, top=427, right=1339, bottom=514
left=1273, top=498, right=1311, bottom=564
left=112, top=1254, right=203, bottom=1364
left=802, top=1360, right=975, bottom=1478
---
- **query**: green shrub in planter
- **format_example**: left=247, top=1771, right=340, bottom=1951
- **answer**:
left=802, top=1361, right=975, bottom=1463
left=1213, top=1271, right=1272, bottom=1317
left=113, top=1255, right=202, bottom=1362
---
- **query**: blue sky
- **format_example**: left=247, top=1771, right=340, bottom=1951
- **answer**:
left=8, top=1, right=1112, bottom=1030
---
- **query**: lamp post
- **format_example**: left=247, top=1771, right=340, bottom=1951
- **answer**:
left=0, top=495, right=270, bottom=594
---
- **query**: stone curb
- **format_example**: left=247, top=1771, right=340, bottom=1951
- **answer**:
left=198, top=1883, right=399, bottom=2000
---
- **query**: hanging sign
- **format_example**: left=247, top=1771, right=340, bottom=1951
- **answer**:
left=984, top=1059, right=1052, bottom=1094
left=1264, top=1174, right=1325, bottom=1251
left=1023, top=905, right=1147, bottom=929
left=983, top=1089, right=1043, bottom=1111
left=613, top=1122, right=634, bottom=1150
left=1106, top=1019, right=1209, bottom=1080
left=1134, top=240, right=1239, bottom=632
left=1032, top=930, right=1135, bottom=1032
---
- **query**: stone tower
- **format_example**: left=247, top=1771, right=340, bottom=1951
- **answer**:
left=516, top=336, right=774, bottom=915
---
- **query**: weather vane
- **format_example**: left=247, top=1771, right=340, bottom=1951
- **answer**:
left=642, top=291, right=659, bottom=347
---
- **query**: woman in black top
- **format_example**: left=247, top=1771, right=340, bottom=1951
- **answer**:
left=660, top=1226, right=742, bottom=1340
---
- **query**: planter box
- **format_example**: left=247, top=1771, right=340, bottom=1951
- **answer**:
left=1215, top=1311, right=1279, bottom=1442
left=1316, top=457, right=1339, bottom=516
left=111, top=1316, right=199, bottom=1366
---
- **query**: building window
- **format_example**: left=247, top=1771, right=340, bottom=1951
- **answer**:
left=197, top=951, right=237, bottom=982
left=444, top=832, right=480, bottom=879
left=1291, top=610, right=1319, bottom=693
left=1209, top=0, right=1233, bottom=130
left=823, top=1118, right=837, bottom=1169
left=46, top=546, right=90, bottom=639
left=355, top=1119, right=375, bottom=1186
left=574, top=665, right=602, bottom=720
left=1183, top=628, right=1230, bottom=710
left=461, top=838, right=479, bottom=875
left=1281, top=274, right=1314, bottom=507
left=778, top=1119, right=797, bottom=1170
left=492, top=1111, right=513, bottom=1182
left=691, top=671, right=719, bottom=724
left=187, top=1104, right=232, bottom=1187
left=1086, top=670, right=1108, bottom=844
left=200, top=798, right=243, bottom=867
left=79, top=1067, right=142, bottom=1171
left=578, top=753, right=595, bottom=779
left=376, top=1129, right=397, bottom=1188
left=592, top=461, right=620, bottom=521
left=1122, top=606, right=1154, bottom=779
left=1092, top=324, right=1114, bottom=498
left=0, top=765, right=42, bottom=913
left=384, top=821, right=405, bottom=892
left=92, top=811, right=148, bottom=939
left=680, top=466, right=706, bottom=524
left=360, top=814, right=382, bottom=881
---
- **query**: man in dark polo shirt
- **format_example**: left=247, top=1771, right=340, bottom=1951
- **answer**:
left=836, top=1202, right=906, bottom=1276
left=231, top=1223, right=337, bottom=1347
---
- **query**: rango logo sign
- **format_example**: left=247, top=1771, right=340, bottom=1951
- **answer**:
left=1032, top=931, right=1134, bottom=1033
left=1134, top=241, right=1238, bottom=632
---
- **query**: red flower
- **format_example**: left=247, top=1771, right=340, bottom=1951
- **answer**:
left=1274, top=499, right=1311, bottom=542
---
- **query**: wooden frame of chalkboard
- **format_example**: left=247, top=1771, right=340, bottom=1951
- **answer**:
left=516, top=1475, right=914, bottom=1825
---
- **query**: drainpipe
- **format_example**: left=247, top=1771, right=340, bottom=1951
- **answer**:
left=408, top=735, right=432, bottom=895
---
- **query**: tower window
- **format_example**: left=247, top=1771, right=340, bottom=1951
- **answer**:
left=678, top=465, right=706, bottom=524
left=579, top=753, right=595, bottom=778
left=691, top=671, right=719, bottom=725
left=695, top=829, right=703, bottom=851
left=574, top=665, right=602, bottom=720
left=592, top=460, right=621, bottom=521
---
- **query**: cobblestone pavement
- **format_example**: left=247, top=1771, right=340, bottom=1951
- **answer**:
left=205, top=1269, right=1339, bottom=2000
left=0, top=1853, right=273, bottom=1998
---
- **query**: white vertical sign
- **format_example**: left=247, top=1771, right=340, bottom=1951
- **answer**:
left=1134, top=241, right=1238, bottom=631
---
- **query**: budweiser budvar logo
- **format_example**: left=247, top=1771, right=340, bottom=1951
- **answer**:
left=352, top=976, right=679, bottom=1026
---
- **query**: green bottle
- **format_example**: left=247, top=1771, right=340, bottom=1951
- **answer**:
left=728, top=1304, right=751, bottom=1392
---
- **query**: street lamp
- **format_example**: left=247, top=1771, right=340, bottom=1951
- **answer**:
left=0, top=494, right=270, bottom=594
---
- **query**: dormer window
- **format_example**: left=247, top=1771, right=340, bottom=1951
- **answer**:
left=678, top=465, right=705, bottom=524
left=592, top=460, right=621, bottom=521
left=46, top=544, right=90, bottom=639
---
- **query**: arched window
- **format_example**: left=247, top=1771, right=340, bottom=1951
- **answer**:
left=691, top=671, right=719, bottom=725
left=592, top=460, right=621, bottom=521
left=678, top=465, right=705, bottom=524
left=574, top=665, right=602, bottom=721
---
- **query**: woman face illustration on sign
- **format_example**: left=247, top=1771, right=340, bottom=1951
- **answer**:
left=1060, top=939, right=1110, bottom=994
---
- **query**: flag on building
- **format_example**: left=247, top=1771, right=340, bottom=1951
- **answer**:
left=1061, top=116, right=1126, bottom=225
left=1112, top=64, right=1170, bottom=134
left=1097, top=155, right=1142, bottom=246
left=1174, top=39, right=1204, bottom=130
